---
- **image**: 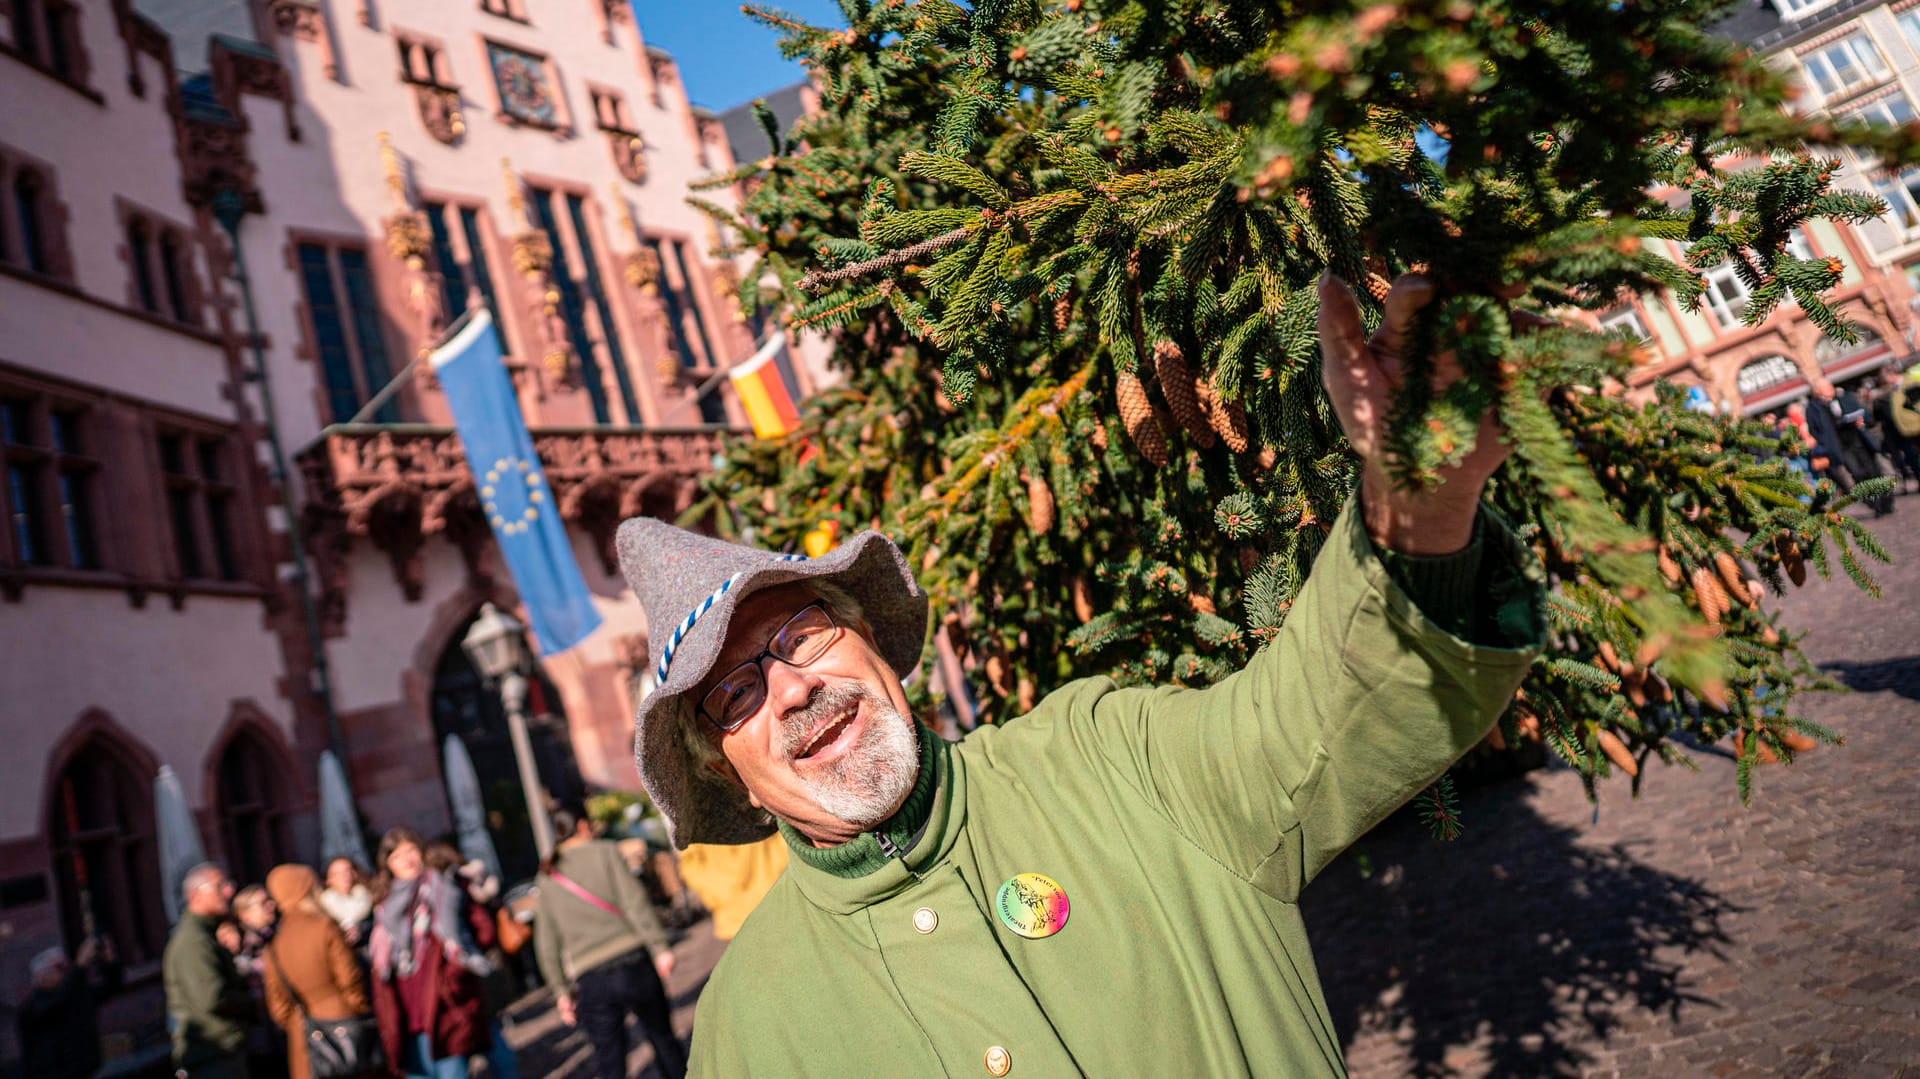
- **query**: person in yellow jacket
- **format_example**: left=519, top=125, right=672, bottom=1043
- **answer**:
left=675, top=836, right=789, bottom=941
left=613, top=275, right=1547, bottom=1077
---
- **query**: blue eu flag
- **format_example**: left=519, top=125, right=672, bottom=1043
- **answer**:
left=430, top=311, right=602, bottom=654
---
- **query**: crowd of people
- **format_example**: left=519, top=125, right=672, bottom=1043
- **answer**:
left=1763, top=368, right=1920, bottom=514
left=17, top=812, right=690, bottom=1079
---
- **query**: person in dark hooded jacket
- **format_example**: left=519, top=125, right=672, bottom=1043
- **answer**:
left=1804, top=378, right=1894, bottom=515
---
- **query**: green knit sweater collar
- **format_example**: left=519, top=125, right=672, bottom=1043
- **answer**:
left=778, top=723, right=942, bottom=879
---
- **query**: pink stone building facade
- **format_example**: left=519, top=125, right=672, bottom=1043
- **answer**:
left=0, top=0, right=806, bottom=1054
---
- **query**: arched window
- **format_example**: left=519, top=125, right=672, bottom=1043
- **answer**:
left=14, top=171, right=48, bottom=274
left=48, top=738, right=164, bottom=964
left=215, top=728, right=293, bottom=886
left=159, top=230, right=190, bottom=322
left=128, top=219, right=158, bottom=313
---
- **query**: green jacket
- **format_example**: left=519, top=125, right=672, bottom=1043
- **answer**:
left=162, top=912, right=253, bottom=1068
left=691, top=498, right=1545, bottom=1077
left=534, top=838, right=670, bottom=994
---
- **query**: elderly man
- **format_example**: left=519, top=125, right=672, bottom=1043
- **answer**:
left=616, top=276, right=1545, bottom=1076
left=161, top=863, right=253, bottom=1079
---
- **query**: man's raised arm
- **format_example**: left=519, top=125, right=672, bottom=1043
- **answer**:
left=1076, top=274, right=1546, bottom=899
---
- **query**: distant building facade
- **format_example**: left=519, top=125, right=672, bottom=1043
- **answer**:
left=1601, top=0, right=1920, bottom=412
left=0, top=0, right=810, bottom=1058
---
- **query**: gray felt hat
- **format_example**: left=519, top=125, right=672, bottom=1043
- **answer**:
left=615, top=517, right=928, bottom=848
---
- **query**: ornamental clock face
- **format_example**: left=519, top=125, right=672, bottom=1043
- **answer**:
left=487, top=43, right=557, bottom=126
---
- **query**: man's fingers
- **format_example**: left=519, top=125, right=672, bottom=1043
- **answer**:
left=1317, top=272, right=1371, bottom=368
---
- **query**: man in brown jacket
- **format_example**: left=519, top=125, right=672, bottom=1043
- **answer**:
left=261, top=864, right=371, bottom=1079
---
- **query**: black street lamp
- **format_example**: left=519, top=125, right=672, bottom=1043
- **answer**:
left=462, top=602, right=555, bottom=860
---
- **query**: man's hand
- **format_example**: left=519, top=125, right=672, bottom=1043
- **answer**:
left=654, top=950, right=676, bottom=984
left=1319, top=273, right=1515, bottom=556
left=556, top=993, right=577, bottom=1027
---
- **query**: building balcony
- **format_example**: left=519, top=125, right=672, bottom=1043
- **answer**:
left=296, top=423, right=738, bottom=624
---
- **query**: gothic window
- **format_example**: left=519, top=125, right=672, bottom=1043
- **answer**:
left=49, top=736, right=164, bottom=964
left=158, top=429, right=239, bottom=582
left=215, top=729, right=293, bottom=887
left=127, top=219, right=158, bottom=312
left=296, top=242, right=400, bottom=423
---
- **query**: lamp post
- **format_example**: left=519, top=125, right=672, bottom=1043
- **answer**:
left=462, top=602, right=555, bottom=862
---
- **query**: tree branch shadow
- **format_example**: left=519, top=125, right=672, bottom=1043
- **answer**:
left=1301, top=773, right=1738, bottom=1077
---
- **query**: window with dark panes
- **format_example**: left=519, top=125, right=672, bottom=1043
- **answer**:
left=160, top=231, right=190, bottom=322
left=424, top=201, right=467, bottom=325
left=14, top=171, right=48, bottom=274
left=458, top=207, right=504, bottom=348
left=43, top=0, right=76, bottom=82
left=50, top=409, right=96, bottom=569
left=13, top=0, right=42, bottom=63
left=531, top=188, right=611, bottom=422
left=565, top=192, right=641, bottom=422
left=159, top=432, right=201, bottom=579
left=2, top=399, right=48, bottom=565
left=645, top=237, right=704, bottom=370
left=216, top=729, right=292, bottom=886
left=128, top=219, right=159, bottom=313
left=338, top=250, right=399, bottom=421
left=159, top=430, right=239, bottom=582
left=50, top=739, right=165, bottom=965
left=296, top=243, right=399, bottom=423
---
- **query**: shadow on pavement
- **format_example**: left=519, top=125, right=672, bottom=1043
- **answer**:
left=1301, top=772, right=1737, bottom=1077
left=1820, top=656, right=1920, bottom=702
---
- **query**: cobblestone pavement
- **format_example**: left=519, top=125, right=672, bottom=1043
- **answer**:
left=1308, top=494, right=1920, bottom=1078
left=503, top=495, right=1919, bottom=1079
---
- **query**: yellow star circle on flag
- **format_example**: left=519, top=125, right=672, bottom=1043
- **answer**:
left=482, top=456, right=545, bottom=536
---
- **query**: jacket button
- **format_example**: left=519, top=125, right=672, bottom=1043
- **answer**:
left=913, top=907, right=938, bottom=934
left=984, top=1045, right=1011, bottom=1076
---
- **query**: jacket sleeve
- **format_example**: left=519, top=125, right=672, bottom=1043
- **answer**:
left=605, top=845, right=670, bottom=956
left=263, top=949, right=297, bottom=1031
left=328, top=921, right=371, bottom=1016
left=532, top=879, right=569, bottom=995
left=1081, top=494, right=1544, bottom=901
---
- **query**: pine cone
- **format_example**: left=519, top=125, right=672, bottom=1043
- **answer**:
left=1152, top=341, right=1215, bottom=448
left=1596, top=728, right=1639, bottom=776
left=1779, top=729, right=1817, bottom=753
left=1657, top=545, right=1682, bottom=584
left=1115, top=370, right=1168, bottom=467
left=1713, top=551, right=1754, bottom=608
left=1196, top=378, right=1250, bottom=453
left=1188, top=591, right=1216, bottom=615
left=1089, top=418, right=1109, bottom=453
left=1025, top=471, right=1055, bottom=534
left=1691, top=567, right=1727, bottom=623
left=1255, top=445, right=1278, bottom=470
left=1052, top=296, right=1072, bottom=332
left=1775, top=536, right=1806, bottom=587
left=1070, top=575, right=1095, bottom=623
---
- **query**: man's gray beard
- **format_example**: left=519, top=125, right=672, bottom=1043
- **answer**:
left=779, top=682, right=919, bottom=831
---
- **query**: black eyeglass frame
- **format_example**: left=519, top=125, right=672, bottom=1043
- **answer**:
left=696, top=602, right=843, bottom=733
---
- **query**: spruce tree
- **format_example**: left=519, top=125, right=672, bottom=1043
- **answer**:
left=689, top=0, right=1908, bottom=819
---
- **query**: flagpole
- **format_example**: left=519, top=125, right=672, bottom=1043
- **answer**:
left=348, top=306, right=486, bottom=425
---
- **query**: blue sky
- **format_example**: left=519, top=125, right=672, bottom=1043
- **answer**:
left=634, top=1, right=848, bottom=112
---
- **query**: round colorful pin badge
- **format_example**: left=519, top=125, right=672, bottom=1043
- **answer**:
left=995, top=872, right=1070, bottom=939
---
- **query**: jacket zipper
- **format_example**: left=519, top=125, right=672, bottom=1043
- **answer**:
left=874, top=833, right=925, bottom=881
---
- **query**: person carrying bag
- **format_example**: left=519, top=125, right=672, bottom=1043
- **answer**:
left=261, top=865, right=384, bottom=1079
left=534, top=807, right=686, bottom=1079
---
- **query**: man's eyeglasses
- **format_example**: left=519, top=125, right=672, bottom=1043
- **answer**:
left=698, top=602, right=842, bottom=733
